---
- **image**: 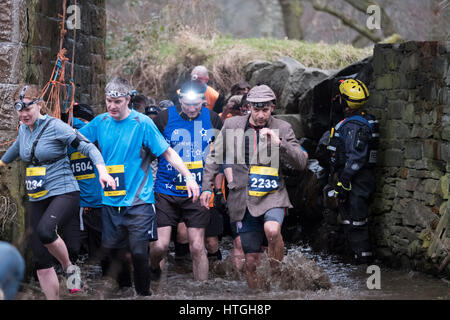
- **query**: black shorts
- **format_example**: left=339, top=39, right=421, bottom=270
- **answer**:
left=239, top=232, right=268, bottom=254
left=205, top=207, right=224, bottom=238
left=155, top=193, right=210, bottom=229
left=81, top=207, right=103, bottom=258
left=102, top=204, right=158, bottom=249
left=237, top=208, right=285, bottom=254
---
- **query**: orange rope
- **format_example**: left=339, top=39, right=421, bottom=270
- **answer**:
left=1, top=1, right=77, bottom=148
left=40, top=0, right=77, bottom=124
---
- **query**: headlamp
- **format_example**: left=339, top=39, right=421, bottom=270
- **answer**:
left=14, top=86, right=40, bottom=111
left=15, top=99, right=40, bottom=111
left=145, top=105, right=160, bottom=115
left=186, top=90, right=198, bottom=101
left=249, top=101, right=273, bottom=108
left=180, top=90, right=204, bottom=102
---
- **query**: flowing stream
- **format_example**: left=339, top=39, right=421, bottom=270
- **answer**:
left=16, top=237, right=449, bottom=300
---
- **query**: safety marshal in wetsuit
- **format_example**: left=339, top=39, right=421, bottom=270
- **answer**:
left=327, top=79, right=379, bottom=265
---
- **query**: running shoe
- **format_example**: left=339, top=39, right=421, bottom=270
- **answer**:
left=65, top=264, right=83, bottom=294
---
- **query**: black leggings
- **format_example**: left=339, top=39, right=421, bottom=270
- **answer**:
left=27, top=191, right=80, bottom=270
left=100, top=240, right=151, bottom=296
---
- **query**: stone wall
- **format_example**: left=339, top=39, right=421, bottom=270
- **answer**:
left=244, top=41, right=450, bottom=276
left=368, top=41, right=450, bottom=275
left=0, top=0, right=106, bottom=244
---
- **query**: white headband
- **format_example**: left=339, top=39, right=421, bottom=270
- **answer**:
left=106, top=90, right=129, bottom=98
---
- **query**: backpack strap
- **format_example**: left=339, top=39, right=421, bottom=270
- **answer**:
left=29, top=118, right=66, bottom=166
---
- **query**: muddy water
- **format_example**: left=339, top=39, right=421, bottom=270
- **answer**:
left=16, top=238, right=449, bottom=300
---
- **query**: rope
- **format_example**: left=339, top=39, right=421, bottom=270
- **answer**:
left=40, top=0, right=77, bottom=124
left=1, top=0, right=77, bottom=148
left=67, top=0, right=77, bottom=128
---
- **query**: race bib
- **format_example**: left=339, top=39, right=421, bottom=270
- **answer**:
left=26, top=167, right=48, bottom=198
left=248, top=166, right=279, bottom=197
left=104, top=165, right=126, bottom=196
left=175, top=160, right=203, bottom=191
left=70, top=152, right=95, bottom=180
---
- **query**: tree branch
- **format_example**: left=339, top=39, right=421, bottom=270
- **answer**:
left=311, top=0, right=382, bottom=42
left=343, top=0, right=397, bottom=37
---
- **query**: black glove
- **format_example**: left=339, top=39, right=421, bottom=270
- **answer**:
left=334, top=180, right=351, bottom=201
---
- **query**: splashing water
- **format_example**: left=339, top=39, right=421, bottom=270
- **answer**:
left=16, top=238, right=450, bottom=300
left=255, top=250, right=332, bottom=292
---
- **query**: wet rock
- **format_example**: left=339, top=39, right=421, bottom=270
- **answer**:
left=280, top=66, right=333, bottom=113
left=245, top=60, right=272, bottom=80
left=273, top=114, right=303, bottom=139
left=247, top=56, right=303, bottom=104
left=245, top=56, right=334, bottom=114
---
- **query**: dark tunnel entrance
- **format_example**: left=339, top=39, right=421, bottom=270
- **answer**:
left=281, top=56, right=375, bottom=257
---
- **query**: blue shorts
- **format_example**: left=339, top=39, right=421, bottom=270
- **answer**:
left=102, top=204, right=158, bottom=249
left=237, top=208, right=285, bottom=254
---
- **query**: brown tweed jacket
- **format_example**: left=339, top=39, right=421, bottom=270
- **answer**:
left=202, top=114, right=308, bottom=222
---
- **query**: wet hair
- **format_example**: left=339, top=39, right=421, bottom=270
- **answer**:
left=14, top=84, right=41, bottom=101
left=105, top=77, right=132, bottom=96
left=130, top=94, right=149, bottom=109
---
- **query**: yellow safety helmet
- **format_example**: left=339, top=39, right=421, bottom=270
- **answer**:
left=339, top=79, right=369, bottom=109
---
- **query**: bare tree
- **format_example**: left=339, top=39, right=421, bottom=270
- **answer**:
left=278, top=0, right=304, bottom=39
left=343, top=0, right=396, bottom=37
left=310, top=0, right=400, bottom=44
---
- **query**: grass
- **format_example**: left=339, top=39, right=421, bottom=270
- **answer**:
left=106, top=28, right=373, bottom=101
left=212, top=36, right=372, bottom=70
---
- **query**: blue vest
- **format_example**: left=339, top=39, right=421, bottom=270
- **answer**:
left=155, top=106, right=215, bottom=197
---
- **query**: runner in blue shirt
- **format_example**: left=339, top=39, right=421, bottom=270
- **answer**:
left=79, top=77, right=199, bottom=296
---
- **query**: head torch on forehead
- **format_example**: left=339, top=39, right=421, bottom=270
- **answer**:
left=249, top=101, right=273, bottom=108
left=15, top=99, right=40, bottom=111
left=14, top=86, right=40, bottom=111
left=106, top=90, right=129, bottom=98
left=179, top=90, right=205, bottom=102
